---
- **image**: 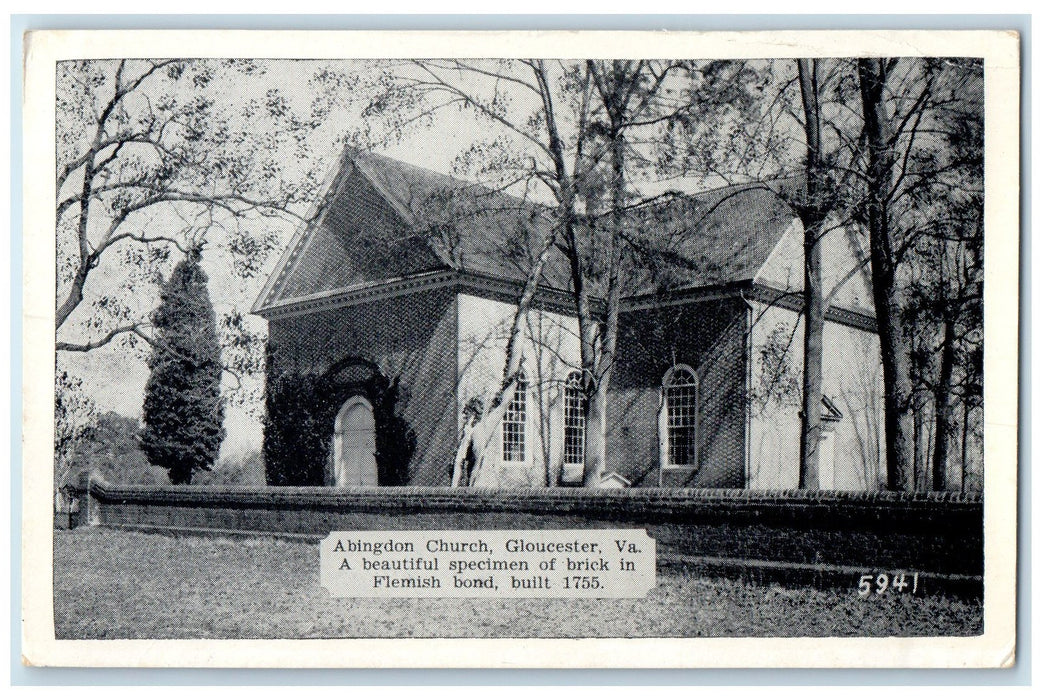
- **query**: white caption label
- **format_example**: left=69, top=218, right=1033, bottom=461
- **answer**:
left=320, top=529, right=656, bottom=598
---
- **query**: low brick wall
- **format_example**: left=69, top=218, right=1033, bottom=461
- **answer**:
left=75, top=476, right=984, bottom=593
left=83, top=476, right=981, bottom=533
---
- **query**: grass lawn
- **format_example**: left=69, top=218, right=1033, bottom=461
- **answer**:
left=53, top=528, right=983, bottom=640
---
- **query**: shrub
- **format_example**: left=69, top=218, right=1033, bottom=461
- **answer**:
left=140, top=247, right=226, bottom=484
left=69, top=411, right=167, bottom=485
left=263, top=359, right=415, bottom=486
left=196, top=451, right=266, bottom=486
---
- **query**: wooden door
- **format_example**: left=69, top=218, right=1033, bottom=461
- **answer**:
left=334, top=397, right=377, bottom=486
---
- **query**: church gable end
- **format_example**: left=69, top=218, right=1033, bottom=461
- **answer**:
left=257, top=154, right=448, bottom=310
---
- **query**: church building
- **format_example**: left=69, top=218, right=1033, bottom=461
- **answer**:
left=252, top=147, right=885, bottom=490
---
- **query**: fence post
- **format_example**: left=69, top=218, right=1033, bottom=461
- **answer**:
left=82, top=471, right=102, bottom=527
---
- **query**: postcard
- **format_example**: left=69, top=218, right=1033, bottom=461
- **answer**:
left=21, top=28, right=1019, bottom=668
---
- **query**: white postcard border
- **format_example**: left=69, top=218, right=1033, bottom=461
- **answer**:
left=21, top=28, right=1020, bottom=669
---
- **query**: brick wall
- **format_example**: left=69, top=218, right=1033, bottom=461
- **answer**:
left=610, top=297, right=748, bottom=487
left=84, top=476, right=981, bottom=538
left=267, top=287, right=458, bottom=485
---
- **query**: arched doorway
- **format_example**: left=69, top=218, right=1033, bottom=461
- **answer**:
left=333, top=396, right=377, bottom=487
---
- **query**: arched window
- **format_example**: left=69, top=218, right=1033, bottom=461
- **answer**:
left=563, top=371, right=586, bottom=466
left=502, top=371, right=528, bottom=463
left=662, top=365, right=698, bottom=468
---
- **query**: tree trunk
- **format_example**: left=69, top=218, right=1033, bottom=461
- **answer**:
left=582, top=111, right=626, bottom=487
left=449, top=220, right=560, bottom=487
left=858, top=57, right=915, bottom=491
left=912, top=390, right=927, bottom=491
left=881, top=314, right=916, bottom=492
left=583, top=387, right=608, bottom=487
left=572, top=262, right=603, bottom=487
left=558, top=163, right=602, bottom=488
left=932, top=318, right=956, bottom=490
left=797, top=58, right=825, bottom=490
left=960, top=397, right=970, bottom=492
left=799, top=234, right=824, bottom=490
left=450, top=419, right=476, bottom=487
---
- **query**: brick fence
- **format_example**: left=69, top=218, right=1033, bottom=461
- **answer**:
left=73, top=475, right=984, bottom=594
left=79, top=474, right=981, bottom=536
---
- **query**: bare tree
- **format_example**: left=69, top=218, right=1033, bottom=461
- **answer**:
left=655, top=58, right=877, bottom=487
left=451, top=226, right=560, bottom=487
left=576, top=59, right=749, bottom=486
left=356, top=58, right=608, bottom=487
left=354, top=59, right=601, bottom=486
left=856, top=57, right=983, bottom=490
left=54, top=367, right=95, bottom=490
left=858, top=57, right=914, bottom=490
left=794, top=58, right=829, bottom=489
left=55, top=59, right=330, bottom=370
left=577, top=60, right=682, bottom=486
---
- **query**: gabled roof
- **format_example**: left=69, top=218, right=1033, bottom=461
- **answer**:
left=254, top=147, right=806, bottom=315
left=624, top=179, right=803, bottom=296
left=350, top=149, right=572, bottom=289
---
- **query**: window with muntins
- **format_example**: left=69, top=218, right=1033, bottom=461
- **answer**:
left=563, top=371, right=585, bottom=466
left=665, top=365, right=698, bottom=467
left=502, top=371, right=527, bottom=462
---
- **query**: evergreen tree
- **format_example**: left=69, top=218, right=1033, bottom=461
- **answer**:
left=140, top=246, right=225, bottom=484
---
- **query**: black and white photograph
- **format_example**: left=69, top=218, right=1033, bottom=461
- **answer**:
left=21, top=28, right=1019, bottom=668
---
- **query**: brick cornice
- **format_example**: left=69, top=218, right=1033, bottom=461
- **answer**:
left=746, top=283, right=877, bottom=332
left=256, top=271, right=877, bottom=334
left=255, top=270, right=457, bottom=321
